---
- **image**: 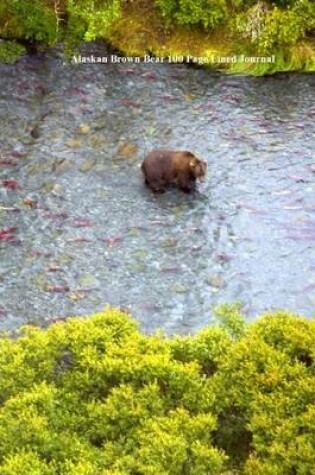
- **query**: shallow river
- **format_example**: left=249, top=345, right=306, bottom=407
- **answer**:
left=0, top=44, right=314, bottom=334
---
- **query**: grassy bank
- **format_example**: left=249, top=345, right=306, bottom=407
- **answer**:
left=0, top=0, right=314, bottom=74
left=107, top=0, right=315, bottom=75
left=0, top=306, right=314, bottom=474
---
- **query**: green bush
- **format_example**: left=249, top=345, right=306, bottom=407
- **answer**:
left=0, top=0, right=121, bottom=51
left=0, top=307, right=314, bottom=474
left=0, top=309, right=226, bottom=474
left=267, top=0, right=302, bottom=7
left=292, top=0, right=315, bottom=31
left=0, top=41, right=26, bottom=63
left=1, top=0, right=59, bottom=44
left=259, top=7, right=305, bottom=52
left=156, top=0, right=228, bottom=30
left=230, top=0, right=306, bottom=8
left=66, top=0, right=121, bottom=45
left=213, top=311, right=315, bottom=472
left=231, top=0, right=315, bottom=54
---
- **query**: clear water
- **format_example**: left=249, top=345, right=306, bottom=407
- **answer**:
left=0, top=45, right=314, bottom=334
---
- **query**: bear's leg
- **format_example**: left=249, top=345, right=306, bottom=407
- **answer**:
left=178, top=173, right=192, bottom=193
left=143, top=170, right=165, bottom=192
left=149, top=181, right=166, bottom=193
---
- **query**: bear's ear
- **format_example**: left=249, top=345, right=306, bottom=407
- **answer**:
left=189, top=159, right=196, bottom=168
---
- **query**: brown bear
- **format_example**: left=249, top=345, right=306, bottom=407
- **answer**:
left=141, top=150, right=207, bottom=193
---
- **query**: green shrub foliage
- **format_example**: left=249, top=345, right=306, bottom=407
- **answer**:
left=213, top=311, right=315, bottom=472
left=231, top=0, right=315, bottom=53
left=0, top=307, right=314, bottom=473
left=1, top=0, right=59, bottom=44
left=155, top=0, right=228, bottom=29
left=0, top=0, right=314, bottom=70
left=0, top=0, right=121, bottom=49
left=0, top=41, right=26, bottom=63
left=66, top=0, right=121, bottom=45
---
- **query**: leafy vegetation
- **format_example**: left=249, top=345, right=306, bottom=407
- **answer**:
left=0, top=0, right=314, bottom=72
left=0, top=0, right=121, bottom=50
left=231, top=0, right=315, bottom=54
left=0, top=41, right=26, bottom=63
left=1, top=0, right=60, bottom=44
left=155, top=0, right=228, bottom=30
left=66, top=0, right=121, bottom=48
left=0, top=306, right=314, bottom=474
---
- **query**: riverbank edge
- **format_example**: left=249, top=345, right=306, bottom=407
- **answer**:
left=1, top=15, right=315, bottom=76
left=1, top=36, right=315, bottom=77
left=105, top=3, right=315, bottom=76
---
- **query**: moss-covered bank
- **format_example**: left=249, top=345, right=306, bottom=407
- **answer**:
left=0, top=0, right=314, bottom=74
left=0, top=306, right=314, bottom=474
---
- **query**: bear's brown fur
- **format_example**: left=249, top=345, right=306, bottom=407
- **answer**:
left=141, top=150, right=207, bottom=193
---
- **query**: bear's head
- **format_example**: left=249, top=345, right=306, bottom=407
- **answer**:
left=189, top=156, right=207, bottom=182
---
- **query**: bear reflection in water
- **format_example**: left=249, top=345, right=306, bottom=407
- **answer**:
left=141, top=150, right=207, bottom=193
